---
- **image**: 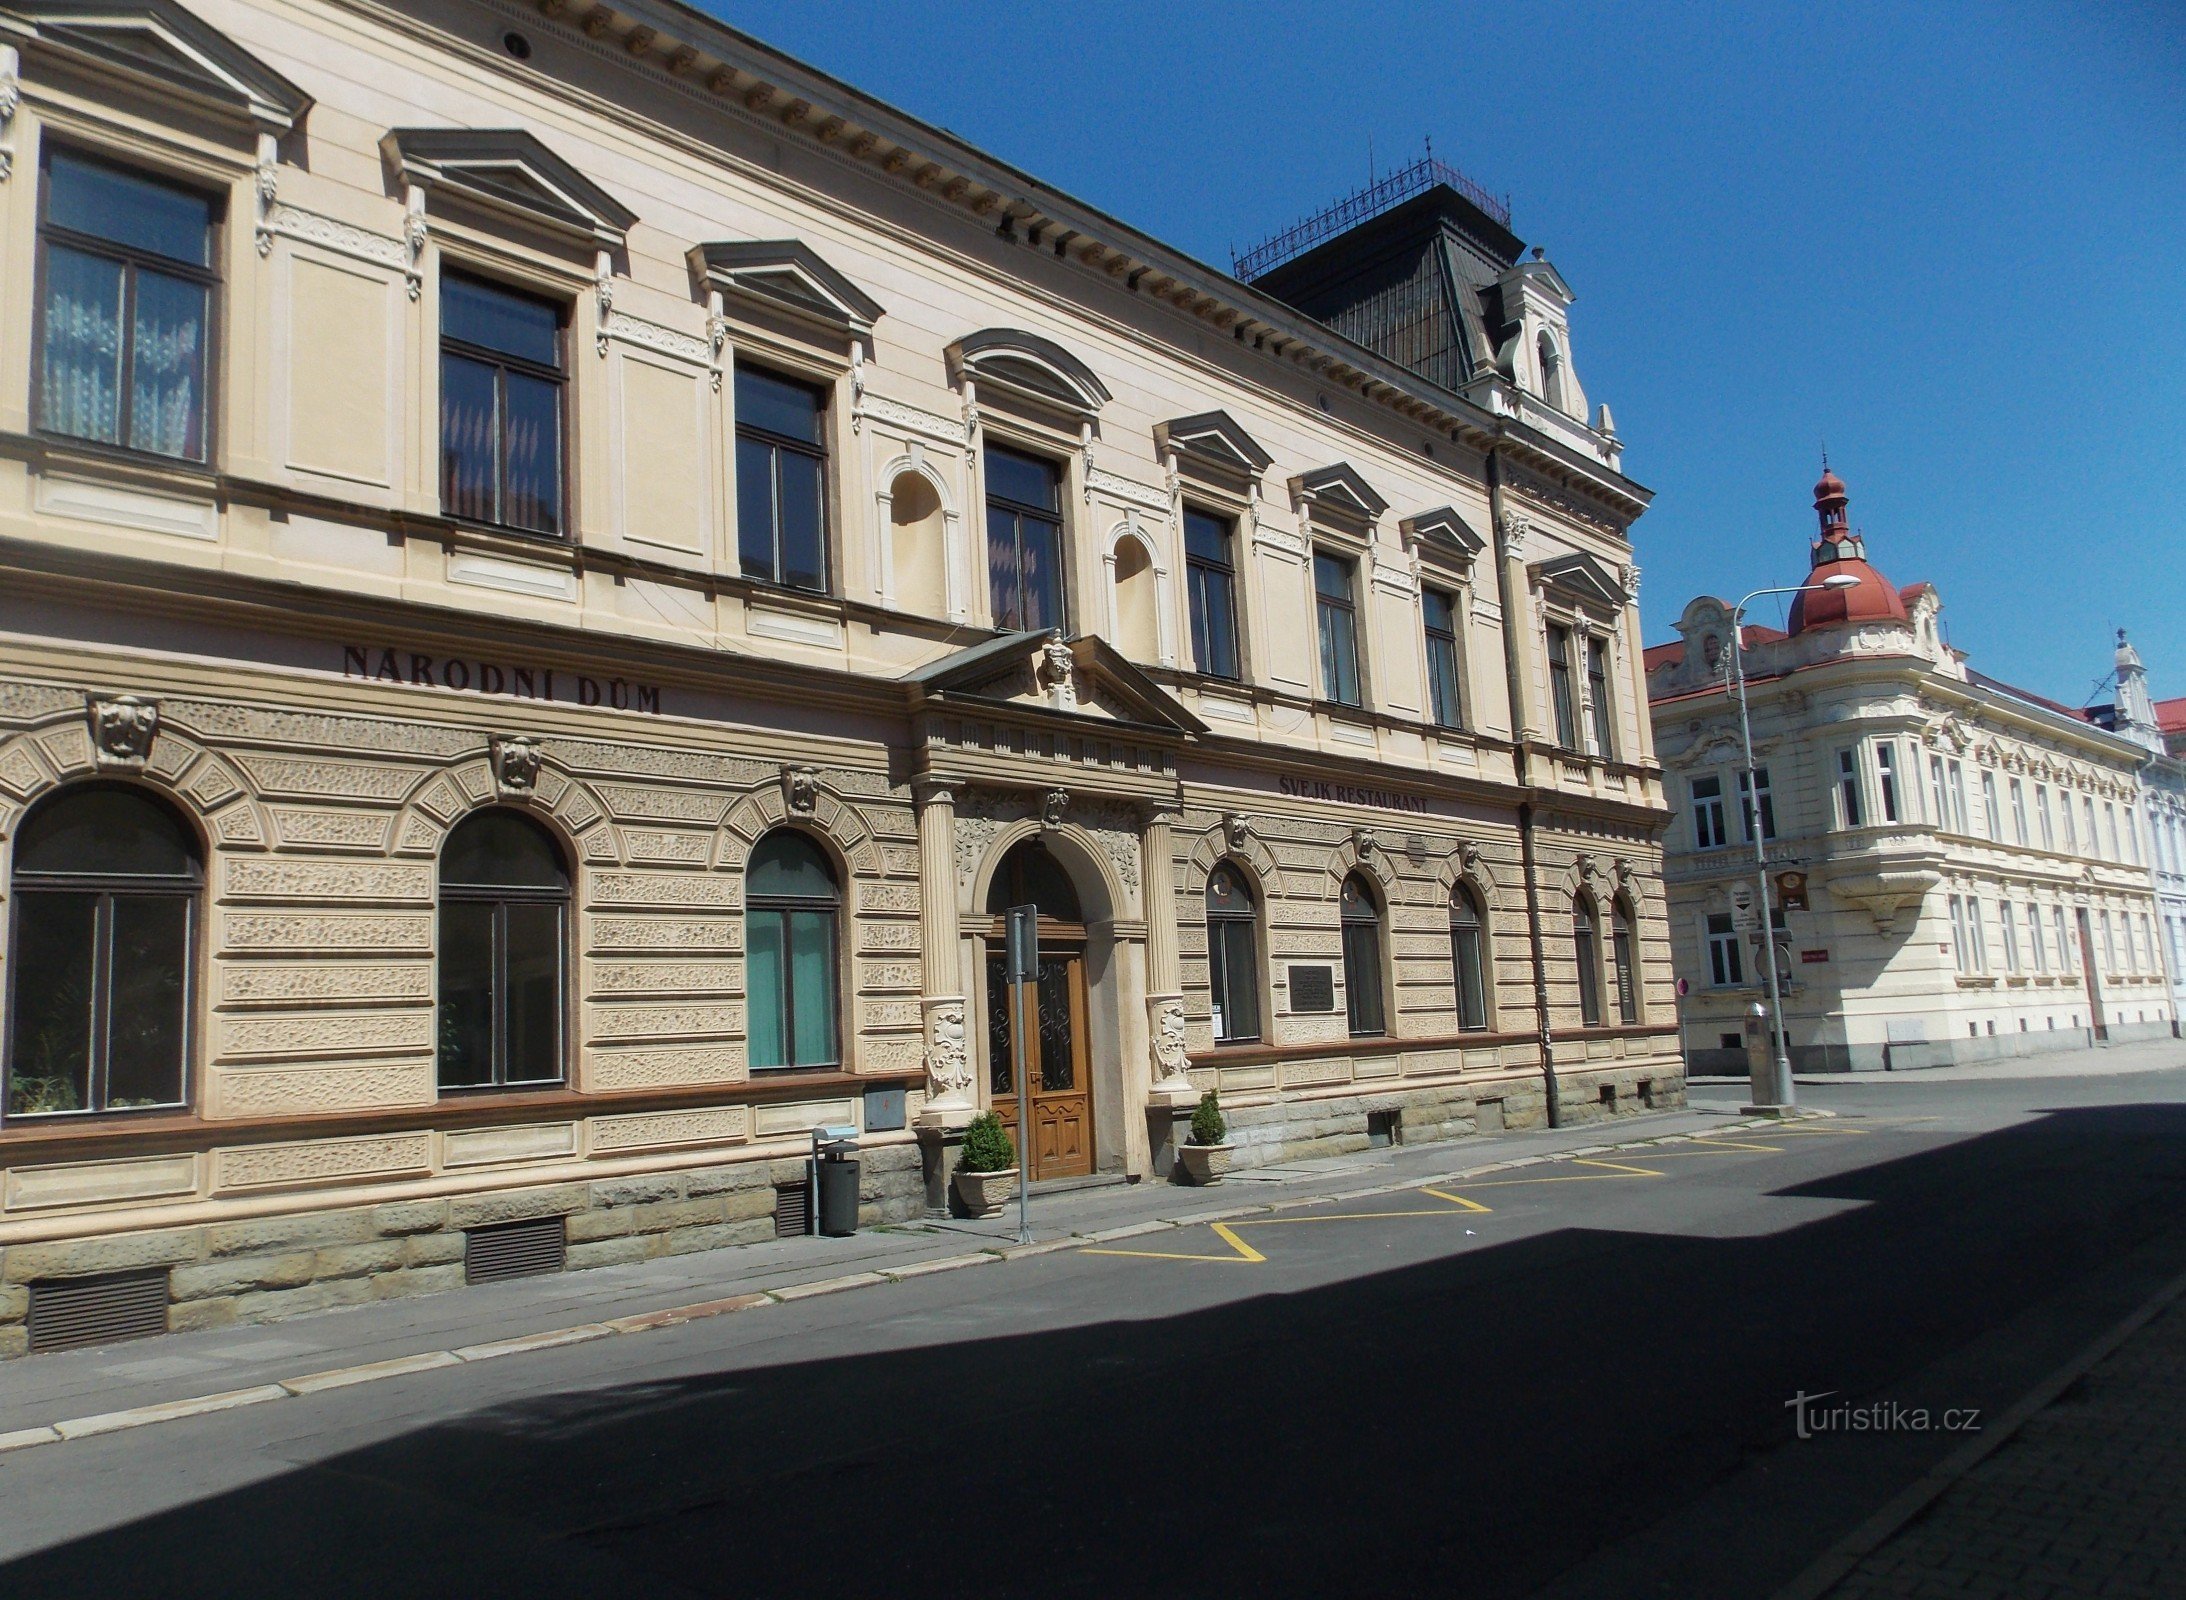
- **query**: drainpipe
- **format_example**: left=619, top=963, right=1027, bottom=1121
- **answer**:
left=1487, top=444, right=1561, bottom=1127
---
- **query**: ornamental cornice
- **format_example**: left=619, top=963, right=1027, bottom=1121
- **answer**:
left=264, top=203, right=406, bottom=271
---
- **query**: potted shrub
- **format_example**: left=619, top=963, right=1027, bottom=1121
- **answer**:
left=1176, top=1089, right=1234, bottom=1185
left=953, top=1112, right=1019, bottom=1217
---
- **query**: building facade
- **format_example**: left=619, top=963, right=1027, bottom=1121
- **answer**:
left=0, top=0, right=1675, bottom=1351
left=1650, top=470, right=2172, bottom=1073
left=2083, top=632, right=2186, bottom=1023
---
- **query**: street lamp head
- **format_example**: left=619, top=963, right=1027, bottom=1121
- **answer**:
left=1817, top=572, right=1862, bottom=591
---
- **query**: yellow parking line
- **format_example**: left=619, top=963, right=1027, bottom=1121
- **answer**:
left=1083, top=1188, right=1490, bottom=1264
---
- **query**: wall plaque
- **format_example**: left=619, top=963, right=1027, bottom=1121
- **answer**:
left=1288, top=964, right=1336, bottom=1013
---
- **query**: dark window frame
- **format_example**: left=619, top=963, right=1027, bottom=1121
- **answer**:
left=438, top=269, right=569, bottom=539
left=1205, top=863, right=1262, bottom=1045
left=436, top=811, right=570, bottom=1091
left=1611, top=897, right=1640, bottom=1025
left=1315, top=549, right=1364, bottom=709
left=1339, top=872, right=1387, bottom=1038
left=5, top=786, right=201, bottom=1120
left=1423, top=585, right=1466, bottom=730
left=1585, top=634, right=1615, bottom=758
left=1184, top=505, right=1242, bottom=681
left=734, top=363, right=833, bottom=594
left=984, top=442, right=1067, bottom=633
left=1546, top=623, right=1579, bottom=750
left=745, top=830, right=843, bottom=1073
left=32, top=144, right=222, bottom=468
left=1573, top=896, right=1604, bottom=1027
left=1450, top=885, right=1490, bottom=1032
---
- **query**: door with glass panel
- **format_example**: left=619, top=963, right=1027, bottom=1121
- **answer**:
left=983, top=840, right=1094, bottom=1179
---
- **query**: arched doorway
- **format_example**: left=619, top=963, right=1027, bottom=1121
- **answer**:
left=984, top=838, right=1093, bottom=1179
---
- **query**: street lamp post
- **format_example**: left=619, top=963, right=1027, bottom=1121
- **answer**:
left=1728, top=573, right=1861, bottom=1114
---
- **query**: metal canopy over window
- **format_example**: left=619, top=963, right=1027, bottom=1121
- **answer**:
left=6, top=784, right=199, bottom=1118
left=37, top=149, right=217, bottom=463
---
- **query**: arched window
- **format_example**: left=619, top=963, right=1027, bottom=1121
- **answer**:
left=746, top=830, right=841, bottom=1071
left=1340, top=872, right=1387, bottom=1038
left=8, top=784, right=200, bottom=1117
left=1612, top=895, right=1640, bottom=1025
left=1537, top=331, right=1566, bottom=413
left=1206, top=864, right=1261, bottom=1045
left=1450, top=884, right=1490, bottom=1033
left=1573, top=894, right=1604, bottom=1027
left=438, top=810, right=568, bottom=1089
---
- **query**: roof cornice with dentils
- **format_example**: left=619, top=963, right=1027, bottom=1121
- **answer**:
left=488, top=0, right=1652, bottom=526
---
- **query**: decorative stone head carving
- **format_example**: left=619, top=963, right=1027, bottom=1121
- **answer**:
left=1222, top=812, right=1250, bottom=852
left=783, top=764, right=820, bottom=815
left=1038, top=633, right=1078, bottom=712
left=1352, top=827, right=1378, bottom=859
left=490, top=735, right=542, bottom=796
left=88, top=694, right=158, bottom=770
left=1041, top=788, right=1070, bottom=830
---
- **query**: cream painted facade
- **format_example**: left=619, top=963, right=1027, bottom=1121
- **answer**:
left=1651, top=487, right=2170, bottom=1073
left=0, top=0, right=1675, bottom=1349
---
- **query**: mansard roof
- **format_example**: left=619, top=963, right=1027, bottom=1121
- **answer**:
left=1154, top=409, right=1272, bottom=476
left=946, top=329, right=1110, bottom=414
left=1290, top=462, right=1389, bottom=522
left=689, top=239, right=884, bottom=337
left=4, top=0, right=310, bottom=133
left=381, top=128, right=637, bottom=249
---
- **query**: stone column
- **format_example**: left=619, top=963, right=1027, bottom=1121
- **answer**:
left=1142, top=799, right=1196, bottom=1104
left=911, top=777, right=974, bottom=1212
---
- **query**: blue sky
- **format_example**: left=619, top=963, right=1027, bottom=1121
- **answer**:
left=698, top=1, right=2185, bottom=706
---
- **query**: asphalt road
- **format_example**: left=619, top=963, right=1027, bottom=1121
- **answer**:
left=6, top=1068, right=2186, bottom=1599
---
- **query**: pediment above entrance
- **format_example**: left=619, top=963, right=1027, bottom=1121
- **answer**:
left=905, top=630, right=1206, bottom=735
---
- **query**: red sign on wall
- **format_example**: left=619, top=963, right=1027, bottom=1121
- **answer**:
left=1800, top=949, right=1829, bottom=964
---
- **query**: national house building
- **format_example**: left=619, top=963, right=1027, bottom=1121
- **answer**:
left=0, top=0, right=1672, bottom=1349
left=1649, top=470, right=2170, bottom=1073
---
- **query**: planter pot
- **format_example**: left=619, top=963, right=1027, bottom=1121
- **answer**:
left=953, top=1167, right=1019, bottom=1218
left=1177, top=1142, right=1233, bottom=1186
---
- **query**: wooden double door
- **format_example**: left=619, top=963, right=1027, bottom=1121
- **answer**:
left=985, top=933, right=1093, bottom=1181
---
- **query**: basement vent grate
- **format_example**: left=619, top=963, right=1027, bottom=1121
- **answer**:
left=27, top=1268, right=171, bottom=1354
left=464, top=1217, right=567, bottom=1285
left=774, top=1182, right=811, bottom=1239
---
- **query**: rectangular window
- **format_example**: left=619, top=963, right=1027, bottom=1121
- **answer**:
left=2054, top=906, right=2070, bottom=970
left=1706, top=913, right=1744, bottom=987
left=2000, top=899, right=2020, bottom=972
left=985, top=444, right=1065, bottom=632
left=1184, top=508, right=1241, bottom=681
left=2104, top=803, right=2120, bottom=862
left=440, top=273, right=566, bottom=535
left=2083, top=796, right=2099, bottom=857
left=1612, top=911, right=1638, bottom=1025
left=1422, top=587, right=1465, bottom=729
left=1340, top=920, right=1385, bottom=1036
left=1982, top=772, right=2001, bottom=839
left=2101, top=910, right=2116, bottom=972
left=2037, top=786, right=2055, bottom=850
left=1739, top=767, right=1776, bottom=842
left=1208, top=917, right=1261, bottom=1044
left=37, top=150, right=217, bottom=462
left=1968, top=898, right=1987, bottom=973
left=2027, top=903, right=2047, bottom=972
left=1314, top=551, right=1363, bottom=707
left=1948, top=896, right=1970, bottom=976
left=1948, top=761, right=1969, bottom=834
left=2009, top=779, right=2027, bottom=844
left=1692, top=774, right=1728, bottom=850
left=2141, top=914, right=2155, bottom=972
left=1546, top=624, right=1579, bottom=749
left=1876, top=742, right=1901, bottom=822
left=734, top=365, right=830, bottom=593
left=1931, top=757, right=1949, bottom=830
left=1838, top=750, right=1865, bottom=828
left=1585, top=636, right=1615, bottom=758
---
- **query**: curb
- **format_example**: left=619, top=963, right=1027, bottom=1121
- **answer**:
left=0, top=1112, right=1797, bottom=1457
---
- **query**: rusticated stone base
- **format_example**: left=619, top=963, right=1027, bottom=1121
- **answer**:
left=0, top=1143, right=925, bottom=1356
left=1215, top=1064, right=1687, bottom=1172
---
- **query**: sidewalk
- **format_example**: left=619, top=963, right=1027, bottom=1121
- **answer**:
left=0, top=1103, right=1756, bottom=1447
left=1790, top=1269, right=2186, bottom=1600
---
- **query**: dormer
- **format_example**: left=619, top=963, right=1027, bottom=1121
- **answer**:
left=1497, top=247, right=1588, bottom=421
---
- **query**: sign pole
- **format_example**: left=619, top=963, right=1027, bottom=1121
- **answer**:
left=1006, top=905, right=1037, bottom=1246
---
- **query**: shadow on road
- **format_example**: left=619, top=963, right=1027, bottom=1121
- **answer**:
left=8, top=1104, right=2186, bottom=1600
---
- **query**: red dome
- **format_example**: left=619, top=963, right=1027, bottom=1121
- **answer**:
left=1787, top=557, right=1909, bottom=634
left=1814, top=468, right=1847, bottom=505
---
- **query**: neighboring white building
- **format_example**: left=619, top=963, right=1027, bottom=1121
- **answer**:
left=1648, top=470, right=2172, bottom=1072
left=2083, top=631, right=2186, bottom=1024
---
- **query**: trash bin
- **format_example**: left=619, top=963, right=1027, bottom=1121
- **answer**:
left=813, top=1125, right=860, bottom=1238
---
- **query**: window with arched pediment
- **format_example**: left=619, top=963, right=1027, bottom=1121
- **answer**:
left=8, top=784, right=200, bottom=1117
left=746, top=831, right=842, bottom=1072
left=1450, top=884, right=1490, bottom=1033
left=1206, top=864, right=1262, bottom=1046
left=1340, top=872, right=1387, bottom=1038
